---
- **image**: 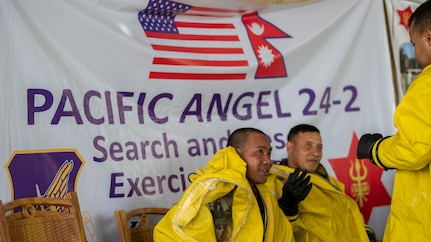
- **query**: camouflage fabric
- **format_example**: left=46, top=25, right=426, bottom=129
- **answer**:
left=207, top=187, right=236, bottom=241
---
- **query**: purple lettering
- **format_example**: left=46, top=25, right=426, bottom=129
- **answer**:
left=168, top=175, right=179, bottom=192
left=27, top=88, right=54, bottom=125
left=125, top=142, right=139, bottom=160
left=274, top=90, right=291, bottom=118
left=202, top=137, right=217, bottom=155
left=149, top=93, right=172, bottom=124
left=139, top=141, right=150, bottom=160
left=179, top=167, right=187, bottom=191
left=127, top=178, right=142, bottom=197
left=104, top=91, right=115, bottom=124
left=117, top=92, right=134, bottom=124
left=84, top=91, right=104, bottom=124
left=137, top=93, right=146, bottom=124
left=93, top=133, right=178, bottom=162
left=187, top=139, right=200, bottom=157
left=257, top=91, right=272, bottom=119
left=142, top=177, right=156, bottom=195
left=163, top=132, right=178, bottom=158
left=180, top=94, right=203, bottom=123
left=110, top=142, right=123, bottom=161
left=109, top=173, right=125, bottom=198
left=273, top=133, right=286, bottom=149
left=233, top=92, right=253, bottom=120
left=52, top=89, right=83, bottom=124
left=206, top=93, right=233, bottom=121
left=151, top=140, right=163, bottom=159
left=157, top=176, right=166, bottom=194
left=93, top=136, right=108, bottom=162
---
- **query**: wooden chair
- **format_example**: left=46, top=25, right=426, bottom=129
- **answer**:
left=114, top=207, right=169, bottom=242
left=0, top=191, right=86, bottom=242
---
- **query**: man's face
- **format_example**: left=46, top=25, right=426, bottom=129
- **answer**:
left=286, top=131, right=322, bottom=172
left=409, top=20, right=431, bottom=68
left=236, top=133, right=272, bottom=185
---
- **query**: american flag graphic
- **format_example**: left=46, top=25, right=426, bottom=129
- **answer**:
left=138, top=0, right=290, bottom=81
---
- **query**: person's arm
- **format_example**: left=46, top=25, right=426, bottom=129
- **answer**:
left=357, top=78, right=431, bottom=170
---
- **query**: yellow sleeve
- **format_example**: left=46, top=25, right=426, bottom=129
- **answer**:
left=372, top=71, right=431, bottom=170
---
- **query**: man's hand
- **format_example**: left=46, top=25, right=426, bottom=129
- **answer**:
left=357, top=133, right=382, bottom=159
left=278, top=168, right=312, bottom=216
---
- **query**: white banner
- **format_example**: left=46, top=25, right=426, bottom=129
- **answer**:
left=1, top=0, right=395, bottom=240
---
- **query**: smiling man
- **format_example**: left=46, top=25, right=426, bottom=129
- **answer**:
left=154, top=127, right=302, bottom=242
left=266, top=124, right=376, bottom=242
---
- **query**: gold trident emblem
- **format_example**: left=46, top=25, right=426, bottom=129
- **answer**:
left=349, top=159, right=370, bottom=207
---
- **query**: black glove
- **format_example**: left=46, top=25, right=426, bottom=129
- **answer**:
left=365, top=225, right=377, bottom=242
left=278, top=168, right=312, bottom=216
left=357, top=133, right=382, bottom=160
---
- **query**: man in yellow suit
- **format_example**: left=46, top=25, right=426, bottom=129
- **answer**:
left=154, top=127, right=311, bottom=242
left=267, top=124, right=375, bottom=242
left=357, top=1, right=431, bottom=241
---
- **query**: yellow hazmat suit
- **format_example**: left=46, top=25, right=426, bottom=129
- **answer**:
left=153, top=146, right=295, bottom=242
left=370, top=65, right=431, bottom=241
left=266, top=164, right=369, bottom=242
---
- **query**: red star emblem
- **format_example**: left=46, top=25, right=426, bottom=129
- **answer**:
left=328, top=132, right=391, bottom=223
left=397, top=5, right=413, bottom=31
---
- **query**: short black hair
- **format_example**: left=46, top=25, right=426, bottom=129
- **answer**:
left=287, top=124, right=320, bottom=141
left=227, top=127, right=266, bottom=149
left=409, top=0, right=431, bottom=33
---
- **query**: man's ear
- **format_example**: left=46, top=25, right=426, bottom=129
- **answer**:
left=425, top=28, right=431, bottom=46
left=234, top=147, right=245, bottom=162
left=285, top=141, right=292, bottom=153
